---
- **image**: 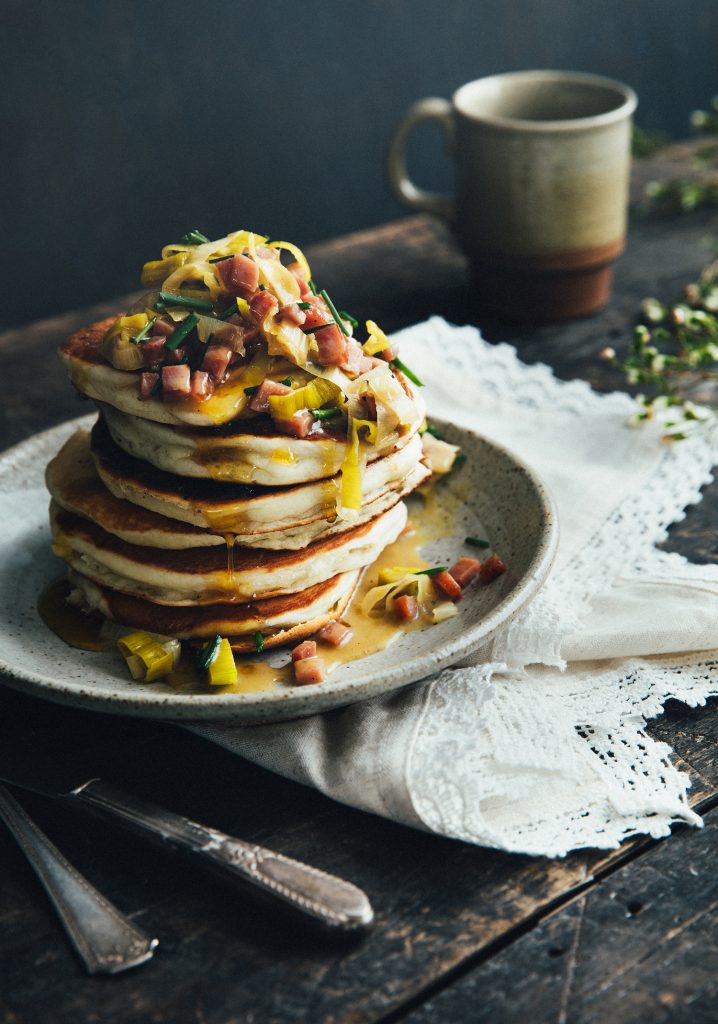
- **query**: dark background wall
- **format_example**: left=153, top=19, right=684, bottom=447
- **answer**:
left=2, top=0, right=717, bottom=328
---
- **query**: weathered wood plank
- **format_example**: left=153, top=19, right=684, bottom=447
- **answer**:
left=401, top=797, right=718, bottom=1024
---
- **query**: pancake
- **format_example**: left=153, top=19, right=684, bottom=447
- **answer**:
left=99, top=397, right=425, bottom=486
left=68, top=567, right=361, bottom=651
left=59, top=317, right=301, bottom=428
left=50, top=500, right=407, bottom=605
left=87, top=419, right=429, bottom=541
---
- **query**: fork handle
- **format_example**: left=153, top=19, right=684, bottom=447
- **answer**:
left=71, top=779, right=373, bottom=932
left=0, top=784, right=157, bottom=974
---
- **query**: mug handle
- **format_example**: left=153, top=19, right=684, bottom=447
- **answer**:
left=386, top=97, right=454, bottom=220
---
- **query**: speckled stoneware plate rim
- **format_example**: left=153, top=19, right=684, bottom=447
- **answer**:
left=0, top=415, right=558, bottom=722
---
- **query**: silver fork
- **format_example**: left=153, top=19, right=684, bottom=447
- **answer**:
left=0, top=783, right=158, bottom=974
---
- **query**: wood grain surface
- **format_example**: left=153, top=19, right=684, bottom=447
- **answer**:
left=0, top=142, right=716, bottom=1024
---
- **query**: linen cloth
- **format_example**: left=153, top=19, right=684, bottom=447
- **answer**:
left=193, top=318, right=718, bottom=857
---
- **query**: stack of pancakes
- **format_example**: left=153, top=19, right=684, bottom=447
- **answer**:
left=49, top=317, right=429, bottom=652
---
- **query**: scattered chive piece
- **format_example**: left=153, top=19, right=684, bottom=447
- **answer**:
left=297, top=301, right=312, bottom=310
left=164, top=313, right=199, bottom=350
left=303, top=321, right=337, bottom=334
left=339, top=310, right=359, bottom=329
left=320, top=289, right=349, bottom=336
left=258, top=283, right=266, bottom=291
left=414, top=566, right=448, bottom=576
left=453, top=452, right=467, bottom=470
left=308, top=278, right=317, bottom=295
left=158, top=291, right=214, bottom=312
left=465, top=536, right=490, bottom=549
left=130, top=316, right=157, bottom=344
left=465, top=536, right=489, bottom=549
left=181, top=230, right=210, bottom=245
left=218, top=302, right=238, bottom=320
left=196, top=634, right=222, bottom=671
left=391, top=357, right=424, bottom=387
left=255, top=631, right=265, bottom=654
left=425, top=423, right=443, bottom=439
left=313, top=406, right=341, bottom=421
left=209, top=254, right=233, bottom=264
left=244, top=385, right=260, bottom=396
left=150, top=375, right=162, bottom=396
left=280, top=377, right=292, bottom=386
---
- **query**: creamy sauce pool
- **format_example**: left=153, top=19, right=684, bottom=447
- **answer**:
left=38, top=482, right=459, bottom=695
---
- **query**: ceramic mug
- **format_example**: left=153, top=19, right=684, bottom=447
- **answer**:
left=387, top=70, right=637, bottom=320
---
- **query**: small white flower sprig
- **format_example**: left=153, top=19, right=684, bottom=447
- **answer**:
left=600, top=259, right=718, bottom=442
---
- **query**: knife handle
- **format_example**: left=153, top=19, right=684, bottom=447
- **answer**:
left=71, top=779, right=373, bottom=932
left=0, top=783, right=157, bottom=975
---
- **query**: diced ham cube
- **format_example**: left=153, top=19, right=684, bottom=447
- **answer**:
left=287, top=261, right=312, bottom=298
left=379, top=347, right=397, bottom=361
left=317, top=621, right=353, bottom=647
left=278, top=303, right=307, bottom=327
left=315, top=323, right=348, bottom=366
left=433, top=571, right=463, bottom=602
left=161, top=364, right=190, bottom=399
left=211, top=320, right=254, bottom=354
left=293, top=656, right=326, bottom=685
left=141, top=336, right=170, bottom=367
left=151, top=318, right=175, bottom=337
left=249, top=289, right=279, bottom=323
left=201, top=344, right=233, bottom=382
left=449, top=558, right=482, bottom=589
left=190, top=370, right=212, bottom=401
left=139, top=372, right=159, bottom=400
left=215, top=253, right=260, bottom=298
left=274, top=410, right=314, bottom=438
left=301, top=297, right=331, bottom=330
left=480, top=553, right=507, bottom=584
left=339, top=338, right=364, bottom=376
left=164, top=345, right=188, bottom=364
left=291, top=640, right=317, bottom=662
left=249, top=378, right=292, bottom=414
left=394, top=595, right=419, bottom=622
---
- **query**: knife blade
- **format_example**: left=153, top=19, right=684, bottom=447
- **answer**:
left=0, top=695, right=373, bottom=932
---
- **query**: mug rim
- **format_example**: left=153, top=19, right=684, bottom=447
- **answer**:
left=453, top=69, right=637, bottom=131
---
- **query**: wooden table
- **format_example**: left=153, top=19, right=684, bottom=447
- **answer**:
left=2, top=144, right=717, bottom=1024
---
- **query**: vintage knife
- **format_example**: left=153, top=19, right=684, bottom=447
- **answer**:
left=0, top=713, right=373, bottom=932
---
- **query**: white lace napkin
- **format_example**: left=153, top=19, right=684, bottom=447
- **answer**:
left=193, top=318, right=718, bottom=857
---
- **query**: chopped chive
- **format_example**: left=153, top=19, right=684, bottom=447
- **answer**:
left=297, top=302, right=312, bottom=310
left=130, top=316, right=157, bottom=344
left=218, top=302, right=238, bottom=320
left=302, top=321, right=337, bottom=334
left=254, top=631, right=265, bottom=654
left=181, top=230, right=210, bottom=245
left=209, top=254, right=233, bottom=264
left=150, top=375, right=162, bottom=397
left=280, top=377, right=292, bottom=386
left=453, top=452, right=467, bottom=470
left=425, top=423, right=443, bottom=439
left=320, top=289, right=349, bottom=336
left=313, top=406, right=341, bottom=421
left=414, top=566, right=448, bottom=576
left=465, top=536, right=490, bottom=549
left=244, top=385, right=260, bottom=396
left=391, top=357, right=423, bottom=387
left=339, top=310, right=359, bottom=329
left=308, top=278, right=317, bottom=295
left=196, top=634, right=221, bottom=670
left=258, top=284, right=266, bottom=291
left=164, top=313, right=199, bottom=350
left=158, top=291, right=214, bottom=312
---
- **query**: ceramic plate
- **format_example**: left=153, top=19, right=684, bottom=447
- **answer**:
left=0, top=415, right=557, bottom=722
